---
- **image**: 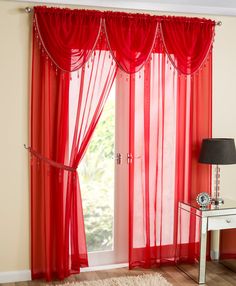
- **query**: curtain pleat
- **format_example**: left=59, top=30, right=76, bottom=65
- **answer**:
left=128, top=54, right=212, bottom=268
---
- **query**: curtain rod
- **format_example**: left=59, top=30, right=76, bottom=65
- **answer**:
left=24, top=7, right=222, bottom=26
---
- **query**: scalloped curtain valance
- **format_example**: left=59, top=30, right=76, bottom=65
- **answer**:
left=34, top=6, right=215, bottom=75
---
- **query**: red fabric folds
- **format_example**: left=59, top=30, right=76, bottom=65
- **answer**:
left=127, top=53, right=212, bottom=268
left=30, top=6, right=217, bottom=281
left=34, top=7, right=102, bottom=72
left=34, top=7, right=215, bottom=75
left=161, top=17, right=215, bottom=75
left=104, top=12, right=158, bottom=73
left=31, top=24, right=116, bottom=279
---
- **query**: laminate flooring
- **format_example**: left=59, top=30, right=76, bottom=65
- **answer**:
left=1, top=261, right=236, bottom=286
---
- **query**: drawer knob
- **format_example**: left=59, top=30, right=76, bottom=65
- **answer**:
left=226, top=219, right=231, bottom=223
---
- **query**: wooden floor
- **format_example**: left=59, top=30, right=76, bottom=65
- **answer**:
left=2, top=261, right=236, bottom=286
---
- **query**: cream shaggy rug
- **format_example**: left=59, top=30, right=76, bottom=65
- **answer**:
left=59, top=273, right=172, bottom=286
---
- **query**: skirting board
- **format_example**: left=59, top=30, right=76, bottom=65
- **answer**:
left=0, top=270, right=31, bottom=283
left=0, top=263, right=128, bottom=283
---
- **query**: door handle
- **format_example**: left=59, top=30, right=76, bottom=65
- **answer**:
left=116, top=153, right=122, bottom=165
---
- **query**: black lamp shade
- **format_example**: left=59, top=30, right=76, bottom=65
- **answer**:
left=199, top=138, right=236, bottom=165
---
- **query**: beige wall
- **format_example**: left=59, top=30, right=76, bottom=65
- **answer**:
left=0, top=0, right=236, bottom=272
left=213, top=17, right=236, bottom=200
left=0, top=1, right=31, bottom=271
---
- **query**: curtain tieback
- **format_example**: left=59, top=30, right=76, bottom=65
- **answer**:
left=24, top=144, right=77, bottom=172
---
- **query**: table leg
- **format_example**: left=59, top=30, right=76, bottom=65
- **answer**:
left=199, top=217, right=208, bottom=284
left=211, top=230, right=220, bottom=260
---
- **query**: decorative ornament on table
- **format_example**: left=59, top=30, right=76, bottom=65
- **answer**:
left=196, top=192, right=211, bottom=208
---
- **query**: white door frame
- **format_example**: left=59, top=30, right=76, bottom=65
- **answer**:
left=87, top=71, right=129, bottom=266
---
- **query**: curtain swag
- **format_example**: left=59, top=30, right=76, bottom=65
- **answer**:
left=34, top=6, right=215, bottom=75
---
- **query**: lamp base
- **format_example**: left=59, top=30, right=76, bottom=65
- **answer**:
left=211, top=197, right=224, bottom=205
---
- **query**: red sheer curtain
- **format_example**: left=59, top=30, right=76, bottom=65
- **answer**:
left=160, top=17, right=214, bottom=75
left=30, top=7, right=216, bottom=280
left=175, top=56, right=212, bottom=263
left=128, top=47, right=212, bottom=268
left=31, top=9, right=116, bottom=280
left=34, top=7, right=103, bottom=72
left=104, top=12, right=158, bottom=73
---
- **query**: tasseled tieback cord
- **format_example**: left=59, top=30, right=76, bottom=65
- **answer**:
left=24, top=145, right=77, bottom=172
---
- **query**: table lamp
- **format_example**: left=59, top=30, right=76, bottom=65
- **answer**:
left=199, top=138, right=236, bottom=205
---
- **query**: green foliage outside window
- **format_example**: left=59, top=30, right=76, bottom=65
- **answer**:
left=79, top=97, right=115, bottom=252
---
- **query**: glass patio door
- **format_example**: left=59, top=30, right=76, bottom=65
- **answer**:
left=79, top=70, right=129, bottom=266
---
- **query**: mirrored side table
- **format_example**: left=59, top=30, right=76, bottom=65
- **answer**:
left=177, top=199, right=236, bottom=284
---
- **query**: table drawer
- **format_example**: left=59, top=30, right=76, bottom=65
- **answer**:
left=208, top=215, right=236, bottom=230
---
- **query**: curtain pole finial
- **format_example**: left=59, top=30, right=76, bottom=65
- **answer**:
left=25, top=7, right=32, bottom=13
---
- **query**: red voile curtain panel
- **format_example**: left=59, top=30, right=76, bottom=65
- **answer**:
left=31, top=8, right=116, bottom=280
left=128, top=52, right=212, bottom=268
left=29, top=6, right=215, bottom=280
